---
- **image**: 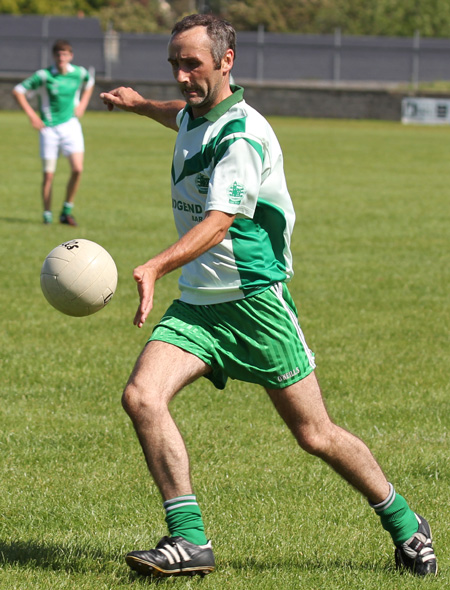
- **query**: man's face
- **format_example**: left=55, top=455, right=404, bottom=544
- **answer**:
left=168, top=26, right=232, bottom=117
left=53, top=49, right=73, bottom=72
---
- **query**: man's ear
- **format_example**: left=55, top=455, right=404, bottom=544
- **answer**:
left=222, top=49, right=234, bottom=73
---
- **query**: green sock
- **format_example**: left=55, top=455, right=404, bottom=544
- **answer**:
left=62, top=202, right=73, bottom=215
left=164, top=495, right=208, bottom=546
left=371, top=483, right=419, bottom=545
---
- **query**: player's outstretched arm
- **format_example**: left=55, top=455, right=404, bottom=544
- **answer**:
left=100, top=86, right=185, bottom=131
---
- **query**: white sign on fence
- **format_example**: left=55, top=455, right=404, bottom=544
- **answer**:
left=402, top=97, right=450, bottom=124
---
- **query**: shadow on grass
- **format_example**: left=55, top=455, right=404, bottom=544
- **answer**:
left=0, top=538, right=398, bottom=584
left=0, top=539, right=199, bottom=585
left=0, top=217, right=34, bottom=224
left=0, top=538, right=116, bottom=573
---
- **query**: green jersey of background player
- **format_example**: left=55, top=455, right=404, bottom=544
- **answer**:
left=13, top=39, right=94, bottom=226
left=100, top=14, right=437, bottom=579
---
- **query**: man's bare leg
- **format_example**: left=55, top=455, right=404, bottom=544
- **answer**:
left=42, top=171, right=54, bottom=213
left=65, top=152, right=84, bottom=204
left=122, top=340, right=215, bottom=577
left=122, top=340, right=211, bottom=500
left=266, top=371, right=437, bottom=574
left=266, top=371, right=389, bottom=503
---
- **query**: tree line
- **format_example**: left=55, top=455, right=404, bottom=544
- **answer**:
left=2, top=0, right=450, bottom=37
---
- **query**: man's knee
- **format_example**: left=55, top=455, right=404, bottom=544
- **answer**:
left=68, top=152, right=84, bottom=174
left=122, top=381, right=165, bottom=420
left=43, top=171, right=55, bottom=184
left=122, top=382, right=144, bottom=417
left=295, top=422, right=336, bottom=457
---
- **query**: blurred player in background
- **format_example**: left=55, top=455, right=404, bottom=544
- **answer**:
left=13, top=39, right=94, bottom=226
left=101, top=14, right=437, bottom=580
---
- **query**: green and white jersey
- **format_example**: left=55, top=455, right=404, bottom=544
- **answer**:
left=172, top=85, right=296, bottom=305
left=14, top=64, right=94, bottom=127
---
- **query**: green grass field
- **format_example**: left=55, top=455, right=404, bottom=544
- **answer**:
left=0, top=110, right=448, bottom=589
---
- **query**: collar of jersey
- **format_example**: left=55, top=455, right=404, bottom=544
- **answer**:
left=50, top=63, right=75, bottom=75
left=183, top=84, right=244, bottom=130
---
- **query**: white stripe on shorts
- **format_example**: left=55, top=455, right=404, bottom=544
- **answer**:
left=271, top=282, right=316, bottom=370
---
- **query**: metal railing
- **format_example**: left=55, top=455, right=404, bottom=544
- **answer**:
left=2, top=15, right=450, bottom=86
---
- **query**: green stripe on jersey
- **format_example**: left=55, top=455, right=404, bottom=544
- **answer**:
left=172, top=117, right=255, bottom=185
left=214, top=135, right=264, bottom=167
left=229, top=199, right=289, bottom=294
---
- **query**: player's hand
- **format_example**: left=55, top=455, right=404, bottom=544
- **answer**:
left=74, top=104, right=85, bottom=118
left=133, top=264, right=158, bottom=328
left=30, top=114, right=45, bottom=130
left=100, top=87, right=144, bottom=113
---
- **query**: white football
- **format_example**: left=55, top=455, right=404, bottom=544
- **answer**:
left=40, top=239, right=118, bottom=317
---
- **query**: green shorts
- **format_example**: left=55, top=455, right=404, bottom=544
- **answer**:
left=149, top=282, right=316, bottom=390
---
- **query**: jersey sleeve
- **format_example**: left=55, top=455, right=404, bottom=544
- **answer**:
left=206, top=134, right=264, bottom=219
left=14, top=70, right=46, bottom=94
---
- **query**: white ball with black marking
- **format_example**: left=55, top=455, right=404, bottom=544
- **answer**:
left=40, top=239, right=118, bottom=317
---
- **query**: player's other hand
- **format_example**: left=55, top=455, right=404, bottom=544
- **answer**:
left=30, top=114, right=45, bottom=130
left=132, top=264, right=158, bottom=328
left=74, top=104, right=86, bottom=118
left=100, top=87, right=144, bottom=113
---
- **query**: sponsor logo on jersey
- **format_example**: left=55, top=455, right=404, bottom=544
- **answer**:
left=172, top=199, right=204, bottom=221
left=228, top=181, right=246, bottom=204
left=172, top=199, right=203, bottom=214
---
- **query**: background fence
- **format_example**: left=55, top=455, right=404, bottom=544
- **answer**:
left=2, top=14, right=450, bottom=85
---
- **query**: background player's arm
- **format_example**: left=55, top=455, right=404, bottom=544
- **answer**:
left=75, top=84, right=94, bottom=118
left=12, top=88, right=44, bottom=130
left=100, top=86, right=185, bottom=131
left=133, top=210, right=236, bottom=327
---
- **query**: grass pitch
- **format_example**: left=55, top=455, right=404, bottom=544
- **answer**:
left=0, top=110, right=448, bottom=589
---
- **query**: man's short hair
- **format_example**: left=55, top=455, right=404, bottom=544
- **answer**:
left=52, top=39, right=73, bottom=54
left=171, top=14, right=236, bottom=69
